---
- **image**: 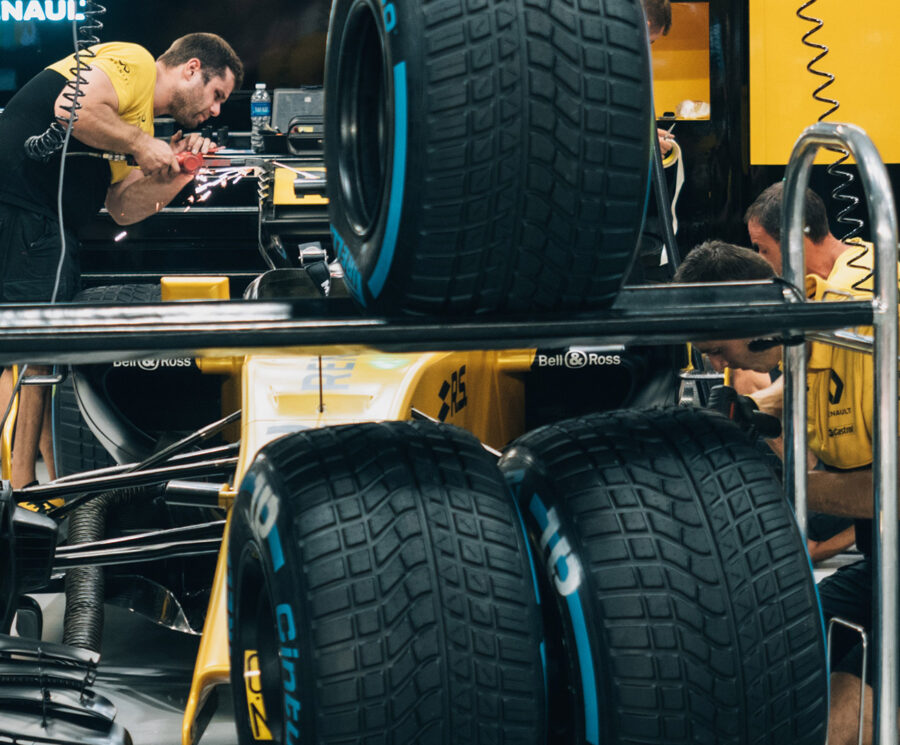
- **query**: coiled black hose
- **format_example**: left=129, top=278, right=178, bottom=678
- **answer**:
left=62, top=486, right=143, bottom=652
left=24, top=1, right=106, bottom=161
left=796, top=0, right=866, bottom=244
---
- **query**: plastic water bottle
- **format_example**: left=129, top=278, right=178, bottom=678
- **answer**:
left=250, top=83, right=271, bottom=153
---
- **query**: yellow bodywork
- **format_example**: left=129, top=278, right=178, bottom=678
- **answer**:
left=0, top=365, right=19, bottom=481
left=272, top=166, right=328, bottom=206
left=179, top=271, right=535, bottom=744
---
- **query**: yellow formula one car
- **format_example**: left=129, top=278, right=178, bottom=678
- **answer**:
left=0, top=0, right=830, bottom=744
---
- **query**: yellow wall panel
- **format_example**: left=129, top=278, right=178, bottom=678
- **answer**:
left=751, top=0, right=900, bottom=164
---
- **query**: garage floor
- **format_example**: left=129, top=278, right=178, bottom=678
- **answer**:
left=33, top=593, right=237, bottom=745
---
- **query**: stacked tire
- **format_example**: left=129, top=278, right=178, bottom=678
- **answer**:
left=324, top=0, right=654, bottom=314
left=501, top=408, right=827, bottom=745
left=228, top=422, right=546, bottom=744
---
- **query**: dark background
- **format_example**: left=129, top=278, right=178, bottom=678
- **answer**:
left=0, top=0, right=333, bottom=108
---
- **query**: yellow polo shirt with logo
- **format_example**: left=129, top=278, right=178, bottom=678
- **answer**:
left=805, top=240, right=876, bottom=469
left=47, top=42, right=156, bottom=184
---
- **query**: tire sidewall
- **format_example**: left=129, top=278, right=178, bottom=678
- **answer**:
left=229, top=453, right=314, bottom=745
left=504, top=452, right=605, bottom=745
left=325, top=0, right=415, bottom=308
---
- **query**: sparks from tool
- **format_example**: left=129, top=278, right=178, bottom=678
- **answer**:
left=182, top=165, right=255, bottom=212
left=114, top=231, right=127, bottom=242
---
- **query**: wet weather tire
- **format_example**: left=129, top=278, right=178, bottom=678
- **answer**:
left=324, top=0, right=653, bottom=314
left=54, top=284, right=161, bottom=476
left=228, top=421, right=546, bottom=744
left=500, top=407, right=827, bottom=745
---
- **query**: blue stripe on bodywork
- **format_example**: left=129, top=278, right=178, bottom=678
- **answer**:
left=367, top=61, right=407, bottom=299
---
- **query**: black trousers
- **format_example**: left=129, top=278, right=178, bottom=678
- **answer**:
left=0, top=201, right=79, bottom=302
left=818, top=558, right=877, bottom=685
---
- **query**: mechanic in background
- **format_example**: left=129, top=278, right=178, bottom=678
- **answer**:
left=0, top=33, right=243, bottom=488
left=673, top=239, right=892, bottom=745
left=641, top=0, right=676, bottom=156
left=743, top=181, right=860, bottom=560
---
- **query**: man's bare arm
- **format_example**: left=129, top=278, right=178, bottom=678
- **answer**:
left=54, top=65, right=175, bottom=175
left=105, top=131, right=217, bottom=225
left=807, top=468, right=874, bottom=519
left=105, top=168, right=194, bottom=225
left=748, top=374, right=784, bottom=418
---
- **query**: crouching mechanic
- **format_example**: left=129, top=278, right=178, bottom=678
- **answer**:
left=0, top=33, right=243, bottom=488
left=673, top=239, right=893, bottom=745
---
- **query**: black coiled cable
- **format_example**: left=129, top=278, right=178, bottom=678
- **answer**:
left=23, top=1, right=106, bottom=162
left=796, top=0, right=866, bottom=248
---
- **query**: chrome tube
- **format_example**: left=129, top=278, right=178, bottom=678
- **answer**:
left=783, top=121, right=899, bottom=745
left=783, top=336, right=808, bottom=536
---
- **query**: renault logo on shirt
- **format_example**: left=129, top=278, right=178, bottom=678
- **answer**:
left=828, top=370, right=844, bottom=405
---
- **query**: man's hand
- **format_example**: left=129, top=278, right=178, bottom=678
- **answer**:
left=657, top=127, right=675, bottom=156
left=707, top=384, right=782, bottom=439
left=131, top=132, right=179, bottom=177
left=170, top=129, right=217, bottom=157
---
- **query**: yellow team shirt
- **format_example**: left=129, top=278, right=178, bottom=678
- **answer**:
left=805, top=240, right=877, bottom=469
left=47, top=42, right=156, bottom=184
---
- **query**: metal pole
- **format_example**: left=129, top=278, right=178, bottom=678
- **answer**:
left=782, top=145, right=815, bottom=540
left=784, top=121, right=899, bottom=745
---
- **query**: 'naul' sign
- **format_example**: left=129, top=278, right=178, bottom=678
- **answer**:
left=1, top=0, right=86, bottom=22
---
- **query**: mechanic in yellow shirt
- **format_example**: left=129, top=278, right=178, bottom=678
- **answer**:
left=673, top=233, right=889, bottom=745
left=0, top=34, right=243, bottom=490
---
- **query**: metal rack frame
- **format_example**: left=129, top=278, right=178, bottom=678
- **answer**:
left=782, top=122, right=898, bottom=745
left=0, top=122, right=895, bottom=741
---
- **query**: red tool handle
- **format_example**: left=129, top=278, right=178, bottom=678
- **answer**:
left=176, top=151, right=204, bottom=173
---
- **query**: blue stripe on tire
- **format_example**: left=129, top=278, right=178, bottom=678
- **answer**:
left=367, top=61, right=407, bottom=299
left=529, top=494, right=599, bottom=745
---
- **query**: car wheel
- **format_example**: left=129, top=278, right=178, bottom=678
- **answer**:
left=228, top=420, right=546, bottom=744
left=500, top=407, right=827, bottom=745
left=324, top=0, right=653, bottom=314
left=53, top=284, right=161, bottom=476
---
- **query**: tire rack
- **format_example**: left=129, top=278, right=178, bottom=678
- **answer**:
left=782, top=122, right=898, bottom=745
left=0, top=122, right=895, bottom=743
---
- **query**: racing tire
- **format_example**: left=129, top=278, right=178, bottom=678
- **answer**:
left=53, top=284, right=161, bottom=476
left=324, top=0, right=653, bottom=314
left=500, top=407, right=827, bottom=745
left=228, top=420, right=546, bottom=744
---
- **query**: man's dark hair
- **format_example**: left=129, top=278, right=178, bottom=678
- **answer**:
left=158, top=33, right=244, bottom=91
left=673, top=240, right=775, bottom=284
left=642, top=0, right=672, bottom=35
left=743, top=181, right=830, bottom=244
